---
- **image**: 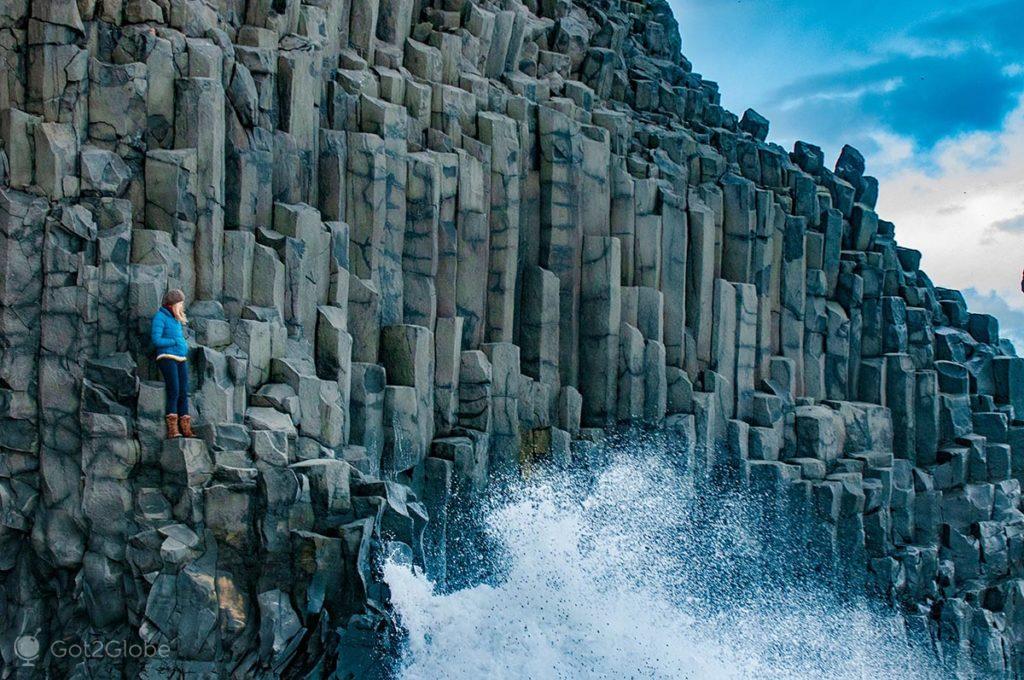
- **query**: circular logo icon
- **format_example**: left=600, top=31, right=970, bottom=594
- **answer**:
left=14, top=635, right=40, bottom=664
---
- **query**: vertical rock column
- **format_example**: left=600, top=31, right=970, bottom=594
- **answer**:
left=0, top=191, right=47, bottom=624
left=538, top=106, right=583, bottom=388
left=275, top=202, right=330, bottom=341
left=0, top=190, right=46, bottom=452
left=80, top=364, right=140, bottom=634
left=520, top=267, right=560, bottom=419
left=803, top=267, right=827, bottom=401
left=346, top=131, right=386, bottom=285
left=455, top=144, right=491, bottom=349
left=734, top=283, right=758, bottom=421
left=315, top=304, right=353, bottom=445
left=721, top=174, right=755, bottom=284
left=915, top=369, right=940, bottom=467
left=434, top=153, right=460, bottom=320
left=512, top=97, right=539, bottom=342
left=825, top=300, right=852, bottom=401
left=610, top=156, right=635, bottom=285
left=91, top=201, right=132, bottom=358
left=710, top=278, right=737, bottom=420
left=580, top=236, right=621, bottom=427
left=993, top=357, right=1024, bottom=418
left=434, top=317, right=464, bottom=436
left=350, top=363, right=386, bottom=474
left=836, top=261, right=864, bottom=402
left=633, top=178, right=661, bottom=289
left=617, top=323, right=645, bottom=422
left=404, top=152, right=441, bottom=331
left=660, top=190, right=687, bottom=369
left=362, top=95, right=408, bottom=326
left=278, top=36, right=322, bottom=206
left=40, top=204, right=102, bottom=582
left=886, top=353, right=917, bottom=462
left=349, top=0, right=379, bottom=69
left=686, top=198, right=715, bottom=378
left=751, top=193, right=778, bottom=381
left=380, top=325, right=434, bottom=475
left=225, top=48, right=274, bottom=231
left=458, top=350, right=492, bottom=436
left=174, top=77, right=225, bottom=301
left=780, top=215, right=807, bottom=394
left=580, top=125, right=611, bottom=238
left=480, top=113, right=520, bottom=343
left=483, top=343, right=521, bottom=475
left=318, top=130, right=348, bottom=226
left=144, top=149, right=199, bottom=303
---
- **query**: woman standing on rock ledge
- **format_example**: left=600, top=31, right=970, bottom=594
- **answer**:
left=150, top=289, right=194, bottom=440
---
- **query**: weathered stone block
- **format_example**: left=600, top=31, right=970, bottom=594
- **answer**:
left=1, top=110, right=41, bottom=191
left=89, top=59, right=147, bottom=143
left=482, top=343, right=520, bottom=475
left=383, top=385, right=424, bottom=474
left=559, top=386, right=582, bottom=436
left=382, top=324, right=435, bottom=455
left=794, top=405, right=845, bottom=463
left=350, top=363, right=386, bottom=471
left=80, top=146, right=130, bottom=196
left=34, top=122, right=78, bottom=200
left=644, top=340, right=667, bottom=424
left=251, top=244, right=285, bottom=319
left=458, top=350, right=492, bottom=433
left=521, top=267, right=560, bottom=400
left=993, top=357, right=1024, bottom=417
left=434, top=316, right=463, bottom=435
left=721, top=174, right=755, bottom=283
left=348, top=276, right=381, bottom=364
left=885, top=353, right=917, bottom=461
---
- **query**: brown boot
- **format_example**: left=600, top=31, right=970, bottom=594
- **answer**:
left=165, top=414, right=181, bottom=439
left=179, top=415, right=195, bottom=438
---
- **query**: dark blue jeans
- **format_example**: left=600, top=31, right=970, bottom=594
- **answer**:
left=157, top=359, right=190, bottom=416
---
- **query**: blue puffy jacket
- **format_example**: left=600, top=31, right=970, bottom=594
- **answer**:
left=150, top=307, right=188, bottom=359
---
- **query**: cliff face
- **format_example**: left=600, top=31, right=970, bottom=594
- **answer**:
left=0, top=0, right=1022, bottom=676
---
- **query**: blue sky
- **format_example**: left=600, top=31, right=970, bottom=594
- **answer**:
left=671, top=0, right=1024, bottom=349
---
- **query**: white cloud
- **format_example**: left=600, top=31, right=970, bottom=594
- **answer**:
left=863, top=128, right=915, bottom=170
left=876, top=94, right=1024, bottom=328
left=886, top=35, right=969, bottom=59
left=776, top=77, right=903, bottom=113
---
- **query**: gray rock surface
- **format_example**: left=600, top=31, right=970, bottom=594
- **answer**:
left=0, top=0, right=1022, bottom=676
